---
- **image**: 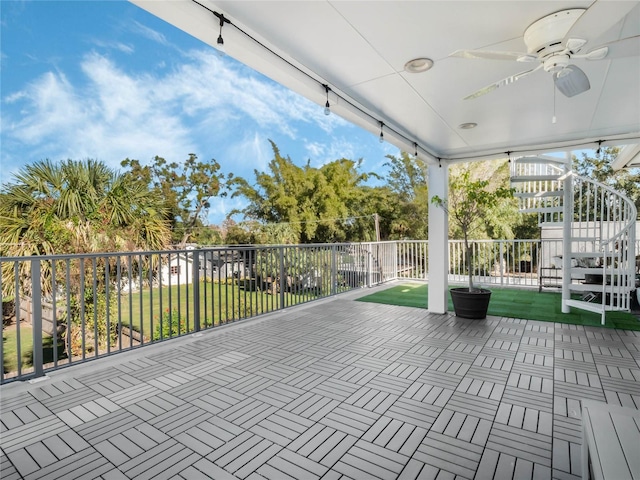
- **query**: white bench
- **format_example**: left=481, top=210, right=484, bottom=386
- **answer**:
left=581, top=400, right=640, bottom=480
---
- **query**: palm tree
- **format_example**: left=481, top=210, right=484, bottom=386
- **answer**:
left=0, top=159, right=170, bottom=260
left=0, top=159, right=172, bottom=355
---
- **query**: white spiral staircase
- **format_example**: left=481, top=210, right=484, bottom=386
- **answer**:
left=511, top=155, right=637, bottom=324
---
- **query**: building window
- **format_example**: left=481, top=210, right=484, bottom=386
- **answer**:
left=170, top=265, right=180, bottom=275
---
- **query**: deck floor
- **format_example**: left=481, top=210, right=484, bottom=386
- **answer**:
left=1, top=288, right=640, bottom=480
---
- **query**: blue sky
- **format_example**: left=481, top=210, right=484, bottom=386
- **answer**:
left=0, top=0, right=398, bottom=224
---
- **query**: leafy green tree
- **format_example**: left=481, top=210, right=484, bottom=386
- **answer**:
left=573, top=147, right=640, bottom=213
left=0, top=159, right=170, bottom=260
left=432, top=164, right=514, bottom=290
left=121, top=154, right=231, bottom=247
left=384, top=152, right=429, bottom=239
left=231, top=141, right=371, bottom=243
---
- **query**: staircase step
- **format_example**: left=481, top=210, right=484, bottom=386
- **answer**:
left=520, top=207, right=563, bottom=214
left=510, top=175, right=563, bottom=182
left=513, top=156, right=568, bottom=166
left=568, top=283, right=607, bottom=293
left=570, top=252, right=603, bottom=258
left=570, top=237, right=601, bottom=243
left=514, top=191, right=562, bottom=198
left=564, top=299, right=605, bottom=314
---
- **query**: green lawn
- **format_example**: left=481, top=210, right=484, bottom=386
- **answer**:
left=118, top=280, right=322, bottom=339
left=357, top=283, right=640, bottom=330
left=2, top=280, right=330, bottom=375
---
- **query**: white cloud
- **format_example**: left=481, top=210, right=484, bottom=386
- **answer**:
left=130, top=20, right=170, bottom=46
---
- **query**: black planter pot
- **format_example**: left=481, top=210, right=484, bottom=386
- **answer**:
left=450, top=287, right=491, bottom=319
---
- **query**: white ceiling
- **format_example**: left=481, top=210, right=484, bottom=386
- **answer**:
left=131, top=0, right=640, bottom=166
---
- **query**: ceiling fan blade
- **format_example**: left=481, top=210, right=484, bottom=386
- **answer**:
left=585, top=35, right=640, bottom=60
left=463, top=65, right=542, bottom=100
left=554, top=65, right=590, bottom=97
left=450, top=49, right=535, bottom=62
left=564, top=1, right=638, bottom=50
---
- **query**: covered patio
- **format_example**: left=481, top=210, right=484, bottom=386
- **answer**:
left=2, top=285, right=639, bottom=479
left=2, top=2, right=639, bottom=479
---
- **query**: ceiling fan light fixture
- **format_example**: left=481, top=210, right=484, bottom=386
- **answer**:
left=404, top=58, right=434, bottom=73
left=458, top=122, right=478, bottom=130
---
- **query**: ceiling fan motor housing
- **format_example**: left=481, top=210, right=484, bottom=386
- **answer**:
left=523, top=8, right=586, bottom=57
left=544, top=54, right=570, bottom=73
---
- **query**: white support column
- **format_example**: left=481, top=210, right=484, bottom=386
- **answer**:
left=428, top=164, right=449, bottom=314
left=562, top=151, right=573, bottom=313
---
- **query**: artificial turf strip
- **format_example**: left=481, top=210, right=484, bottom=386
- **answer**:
left=356, top=283, right=640, bottom=331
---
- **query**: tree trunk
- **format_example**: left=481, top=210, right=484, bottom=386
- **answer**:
left=464, top=233, right=474, bottom=291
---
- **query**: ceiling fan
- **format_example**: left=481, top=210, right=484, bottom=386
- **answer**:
left=451, top=3, right=640, bottom=100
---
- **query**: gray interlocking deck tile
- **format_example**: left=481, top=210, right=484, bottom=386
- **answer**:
left=288, top=423, right=357, bottom=467
left=494, top=403, right=552, bottom=436
left=552, top=439, right=582, bottom=478
left=553, top=414, right=582, bottom=444
left=332, top=440, right=409, bottom=480
left=19, top=448, right=115, bottom=480
left=592, top=353, right=639, bottom=369
left=475, top=448, right=552, bottom=480
left=181, top=459, right=242, bottom=479
left=600, top=376, right=640, bottom=396
left=165, top=377, right=219, bottom=400
left=414, top=431, right=483, bottom=479
left=1, top=402, right=51, bottom=428
left=361, top=416, right=427, bottom=456
left=385, top=396, right=441, bottom=428
left=208, top=431, right=281, bottom=479
left=596, top=364, right=640, bottom=380
left=253, top=382, right=306, bottom=409
left=507, top=373, right=553, bottom=393
left=282, top=370, right=328, bottom=390
left=603, top=390, right=640, bottom=408
left=486, top=422, right=552, bottom=467
left=351, top=356, right=394, bottom=373
left=466, top=365, right=509, bottom=384
left=445, top=391, right=500, bottom=421
left=0, top=451, right=21, bottom=480
left=511, top=361, right=554, bottom=380
left=419, top=370, right=465, bottom=391
left=403, top=382, right=453, bottom=406
left=219, top=398, right=278, bottom=429
left=284, top=391, right=340, bottom=421
left=117, top=438, right=201, bottom=480
left=260, top=447, right=329, bottom=480
left=249, top=410, right=314, bottom=447
left=479, top=346, right=517, bottom=361
left=36, top=386, right=101, bottom=414
left=456, top=378, right=504, bottom=401
left=204, top=367, right=250, bottom=386
left=311, top=378, right=360, bottom=401
left=344, top=386, right=398, bottom=414
left=1, top=416, right=69, bottom=453
left=430, top=409, right=492, bottom=446
left=319, top=404, right=380, bottom=437
left=303, top=359, right=346, bottom=376
left=502, top=386, right=553, bottom=413
left=366, top=373, right=413, bottom=396
left=74, top=409, right=143, bottom=444
left=554, top=369, right=601, bottom=389
left=333, top=365, right=378, bottom=385
left=553, top=380, right=605, bottom=402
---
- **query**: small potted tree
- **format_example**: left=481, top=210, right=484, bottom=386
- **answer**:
left=431, top=168, right=513, bottom=319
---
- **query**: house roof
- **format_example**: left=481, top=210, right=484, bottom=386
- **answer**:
left=131, top=0, right=640, bottom=165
